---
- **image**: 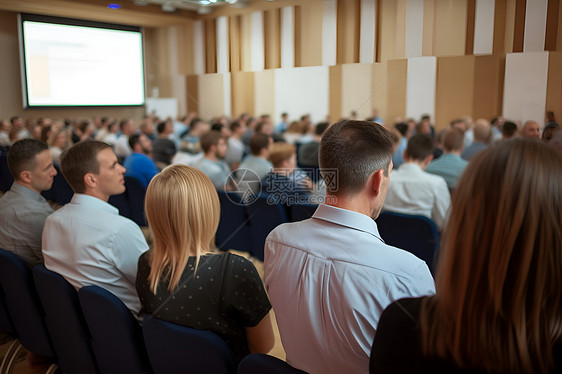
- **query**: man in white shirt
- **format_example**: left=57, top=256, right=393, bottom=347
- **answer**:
left=265, top=120, right=435, bottom=374
left=42, top=140, right=148, bottom=316
left=384, top=134, right=451, bottom=231
left=114, top=118, right=136, bottom=159
left=193, top=131, right=233, bottom=191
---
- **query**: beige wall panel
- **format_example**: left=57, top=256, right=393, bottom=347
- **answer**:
left=295, top=2, right=323, bottom=67
left=197, top=74, right=225, bottom=120
left=231, top=71, right=255, bottom=117
left=176, top=22, right=195, bottom=76
left=386, top=59, right=408, bottom=123
left=546, top=52, right=562, bottom=119
left=230, top=16, right=241, bottom=72
left=371, top=61, right=390, bottom=124
left=545, top=0, right=559, bottom=51
left=422, top=0, right=436, bottom=56
left=465, top=0, right=476, bottom=55
left=513, top=0, right=526, bottom=52
left=558, top=2, right=562, bottom=51
left=205, top=19, right=217, bottom=74
left=152, top=27, right=173, bottom=98
left=341, top=64, right=374, bottom=119
left=186, top=75, right=199, bottom=114
left=395, top=0, right=407, bottom=58
left=492, top=0, right=507, bottom=54
left=264, top=9, right=281, bottom=69
left=503, top=0, right=517, bottom=53
left=433, top=0, right=468, bottom=56
left=254, top=70, right=275, bottom=117
left=329, top=65, right=343, bottom=121
left=473, top=55, right=503, bottom=119
left=240, top=13, right=252, bottom=71
left=378, top=0, right=399, bottom=61
left=337, top=0, right=361, bottom=64
left=435, top=56, right=475, bottom=128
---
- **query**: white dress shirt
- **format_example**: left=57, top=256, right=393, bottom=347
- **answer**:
left=384, top=163, right=451, bottom=230
left=114, top=134, right=132, bottom=158
left=42, top=194, right=148, bottom=316
left=264, top=204, right=435, bottom=374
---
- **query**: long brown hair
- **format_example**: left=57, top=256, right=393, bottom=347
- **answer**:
left=421, top=138, right=562, bottom=372
left=144, top=165, right=220, bottom=293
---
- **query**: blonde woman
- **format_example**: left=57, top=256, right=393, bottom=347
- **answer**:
left=136, top=165, right=274, bottom=363
left=48, top=128, right=70, bottom=164
left=370, top=138, right=562, bottom=373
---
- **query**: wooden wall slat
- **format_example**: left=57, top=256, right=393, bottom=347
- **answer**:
left=205, top=19, right=217, bottom=74
left=513, top=0, right=526, bottom=52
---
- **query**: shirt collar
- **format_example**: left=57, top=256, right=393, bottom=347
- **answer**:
left=395, top=162, right=424, bottom=173
left=71, top=193, right=119, bottom=215
left=11, top=182, right=48, bottom=204
left=312, top=204, right=384, bottom=243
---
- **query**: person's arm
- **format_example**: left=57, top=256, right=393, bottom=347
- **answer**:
left=245, top=310, right=275, bottom=354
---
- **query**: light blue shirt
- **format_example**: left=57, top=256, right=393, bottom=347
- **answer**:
left=265, top=204, right=435, bottom=374
left=193, top=157, right=232, bottom=190
left=425, top=153, right=468, bottom=190
left=42, top=194, right=148, bottom=316
left=237, top=155, right=272, bottom=181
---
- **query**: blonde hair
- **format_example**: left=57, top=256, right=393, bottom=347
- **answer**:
left=268, top=142, right=296, bottom=168
left=421, top=138, right=562, bottom=372
left=145, top=165, right=220, bottom=293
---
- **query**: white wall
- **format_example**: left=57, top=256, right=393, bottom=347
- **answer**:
left=406, top=57, right=436, bottom=120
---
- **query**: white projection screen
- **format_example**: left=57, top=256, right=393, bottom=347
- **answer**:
left=19, top=13, right=145, bottom=108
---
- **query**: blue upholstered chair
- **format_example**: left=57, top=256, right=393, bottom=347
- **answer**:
left=142, top=316, right=236, bottom=374
left=238, top=353, right=306, bottom=374
left=78, top=285, right=152, bottom=374
left=32, top=265, right=98, bottom=374
left=0, top=154, right=13, bottom=192
left=41, top=164, right=73, bottom=205
left=246, top=193, right=289, bottom=261
left=0, top=284, right=24, bottom=374
left=124, top=176, right=147, bottom=227
left=288, top=203, right=318, bottom=222
left=0, top=249, right=58, bottom=373
left=216, top=190, right=252, bottom=253
left=375, top=211, right=440, bottom=274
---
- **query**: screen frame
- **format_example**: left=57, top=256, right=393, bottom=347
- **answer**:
left=18, top=13, right=146, bottom=109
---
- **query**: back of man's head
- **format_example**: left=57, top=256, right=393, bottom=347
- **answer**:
left=249, top=133, right=270, bottom=156
left=200, top=131, right=223, bottom=154
left=502, top=121, right=517, bottom=138
left=319, top=120, right=394, bottom=196
left=128, top=134, right=141, bottom=150
left=61, top=140, right=111, bottom=193
left=443, top=128, right=464, bottom=152
left=7, top=138, right=48, bottom=180
left=473, top=119, right=492, bottom=143
left=405, top=134, right=434, bottom=161
left=315, top=122, right=330, bottom=137
left=269, top=142, right=296, bottom=168
left=156, top=120, right=168, bottom=135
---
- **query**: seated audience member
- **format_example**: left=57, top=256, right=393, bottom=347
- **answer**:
left=371, top=138, right=562, bottom=373
left=123, top=134, right=159, bottom=187
left=520, top=120, right=541, bottom=140
left=384, top=134, right=451, bottom=231
left=282, top=121, right=306, bottom=144
left=542, top=122, right=559, bottom=142
left=490, top=116, right=504, bottom=142
left=180, top=117, right=210, bottom=154
left=237, top=133, right=273, bottom=185
left=501, top=120, right=518, bottom=140
left=265, top=120, right=435, bottom=374
left=391, top=122, right=409, bottom=169
left=139, top=118, right=156, bottom=141
left=425, top=128, right=468, bottom=190
left=114, top=118, right=136, bottom=159
left=549, top=128, right=562, bottom=156
left=42, top=141, right=148, bottom=316
left=48, top=128, right=70, bottom=164
left=101, top=120, right=119, bottom=146
left=275, top=112, right=288, bottom=133
left=298, top=122, right=329, bottom=168
left=0, top=139, right=56, bottom=265
left=152, top=119, right=177, bottom=167
left=136, top=165, right=274, bottom=363
left=262, top=142, right=311, bottom=205
left=225, top=120, right=247, bottom=170
left=0, top=119, right=12, bottom=147
left=192, top=131, right=233, bottom=190
left=461, top=119, right=491, bottom=161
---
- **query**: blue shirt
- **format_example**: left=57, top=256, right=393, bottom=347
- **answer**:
left=461, top=142, right=488, bottom=161
left=425, top=153, right=468, bottom=190
left=123, top=153, right=159, bottom=187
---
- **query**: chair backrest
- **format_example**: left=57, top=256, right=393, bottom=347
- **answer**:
left=32, top=265, right=98, bottom=374
left=44, top=164, right=73, bottom=205
left=78, top=285, right=152, bottom=374
left=288, top=203, right=318, bottom=222
left=0, top=153, right=13, bottom=192
left=0, top=249, right=55, bottom=358
left=108, top=192, right=131, bottom=218
left=142, top=316, right=236, bottom=374
left=246, top=193, right=289, bottom=261
left=0, top=284, right=15, bottom=336
left=238, top=353, right=306, bottom=374
left=216, top=190, right=252, bottom=253
left=124, top=176, right=147, bottom=227
left=375, top=211, right=440, bottom=273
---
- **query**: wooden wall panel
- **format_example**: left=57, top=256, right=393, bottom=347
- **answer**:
left=386, top=59, right=408, bottom=123
left=205, top=19, right=217, bottom=74
left=295, top=2, right=323, bottom=67
left=513, top=0, right=526, bottom=52
left=422, top=0, right=436, bottom=56
left=254, top=70, right=275, bottom=117
left=434, top=0, right=468, bottom=56
left=240, top=13, right=252, bottom=71
left=177, top=22, right=195, bottom=75
left=230, top=72, right=254, bottom=117
left=558, top=1, right=562, bottom=51
left=329, top=65, right=343, bottom=121
left=186, top=75, right=199, bottom=114
left=264, top=9, right=281, bottom=69
left=229, top=15, right=241, bottom=72
left=341, top=64, right=373, bottom=119
left=473, top=55, right=503, bottom=119
left=435, top=56, right=475, bottom=127
left=546, top=52, right=562, bottom=119
left=337, top=0, right=360, bottom=64
left=378, top=0, right=399, bottom=61
left=371, top=61, right=390, bottom=124
left=198, top=74, right=225, bottom=120
left=545, top=0, right=559, bottom=51
left=465, top=0, right=476, bottom=55
left=493, top=0, right=507, bottom=54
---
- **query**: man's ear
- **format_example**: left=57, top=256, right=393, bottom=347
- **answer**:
left=370, top=169, right=384, bottom=197
left=423, top=154, right=434, bottom=167
left=84, top=173, right=97, bottom=189
left=19, top=170, right=32, bottom=184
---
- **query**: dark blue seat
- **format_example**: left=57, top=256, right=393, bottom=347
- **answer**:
left=41, top=164, right=73, bottom=205
left=142, top=316, right=236, bottom=374
left=78, top=285, right=152, bottom=374
left=32, top=265, right=98, bottom=374
left=0, top=284, right=24, bottom=374
left=108, top=192, right=131, bottom=219
left=0, top=249, right=57, bottom=372
left=246, top=193, right=289, bottom=261
left=375, top=211, right=440, bottom=274
left=0, top=153, right=13, bottom=192
left=109, top=176, right=146, bottom=226
left=289, top=203, right=318, bottom=222
left=216, top=190, right=252, bottom=253
left=238, top=353, right=306, bottom=374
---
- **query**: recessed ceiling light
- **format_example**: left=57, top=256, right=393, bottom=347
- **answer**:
left=108, top=3, right=121, bottom=9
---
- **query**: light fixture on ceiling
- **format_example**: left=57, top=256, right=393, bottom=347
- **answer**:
left=133, top=0, right=149, bottom=5
left=161, top=1, right=177, bottom=12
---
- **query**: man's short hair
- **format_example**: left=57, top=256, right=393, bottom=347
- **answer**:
left=156, top=121, right=167, bottom=134
left=199, top=131, right=223, bottom=154
left=119, top=118, right=131, bottom=131
left=189, top=118, right=203, bottom=129
left=502, top=121, right=517, bottom=137
left=315, top=122, right=330, bottom=136
left=7, top=138, right=48, bottom=180
left=405, top=134, right=434, bottom=161
left=255, top=121, right=268, bottom=134
left=230, top=121, right=241, bottom=132
left=249, top=133, right=270, bottom=155
left=61, top=140, right=111, bottom=193
left=443, top=128, right=464, bottom=152
left=128, top=134, right=141, bottom=149
left=319, top=120, right=394, bottom=196
left=269, top=142, right=296, bottom=168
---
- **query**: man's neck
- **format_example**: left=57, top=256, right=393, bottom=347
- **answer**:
left=14, top=181, right=41, bottom=195
left=205, top=153, right=219, bottom=162
left=446, top=150, right=462, bottom=156
left=327, top=193, right=375, bottom=218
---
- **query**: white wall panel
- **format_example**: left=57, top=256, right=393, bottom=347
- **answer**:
left=216, top=16, right=229, bottom=74
left=406, top=57, right=437, bottom=120
left=193, top=20, right=205, bottom=75
left=523, top=0, right=548, bottom=52
left=322, top=0, right=337, bottom=66
left=250, top=11, right=265, bottom=71
left=473, top=0, right=495, bottom=55
left=222, top=73, right=231, bottom=117
left=341, top=64, right=373, bottom=119
left=503, top=52, right=549, bottom=123
left=405, top=0, right=424, bottom=58
left=281, top=6, right=295, bottom=69
left=360, top=0, right=376, bottom=63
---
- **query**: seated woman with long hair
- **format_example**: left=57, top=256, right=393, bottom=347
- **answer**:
left=370, top=138, right=562, bottom=373
left=136, top=165, right=274, bottom=362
